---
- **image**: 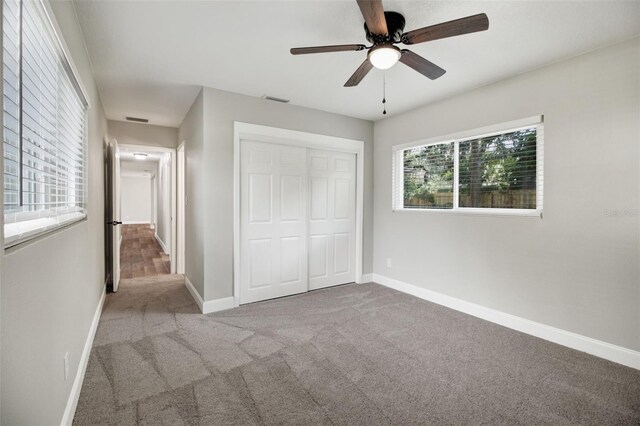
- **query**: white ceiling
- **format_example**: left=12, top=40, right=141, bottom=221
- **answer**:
left=73, top=1, right=640, bottom=127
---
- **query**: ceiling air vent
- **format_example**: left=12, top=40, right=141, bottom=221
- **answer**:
left=125, top=116, right=149, bottom=123
left=262, top=95, right=290, bottom=104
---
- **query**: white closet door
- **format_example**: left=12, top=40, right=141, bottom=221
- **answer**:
left=308, top=149, right=357, bottom=290
left=240, top=141, right=308, bottom=304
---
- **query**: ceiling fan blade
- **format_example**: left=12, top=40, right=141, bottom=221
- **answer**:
left=399, top=50, right=446, bottom=80
left=290, top=44, right=367, bottom=55
left=403, top=13, right=489, bottom=45
left=356, top=0, right=388, bottom=35
left=344, top=59, right=374, bottom=87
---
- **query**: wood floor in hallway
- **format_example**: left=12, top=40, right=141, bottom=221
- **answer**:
left=120, top=224, right=170, bottom=279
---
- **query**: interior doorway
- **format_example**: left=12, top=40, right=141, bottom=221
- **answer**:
left=120, top=146, right=172, bottom=279
left=105, top=142, right=183, bottom=290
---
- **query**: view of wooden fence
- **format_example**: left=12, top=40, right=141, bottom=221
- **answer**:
left=406, top=189, right=536, bottom=209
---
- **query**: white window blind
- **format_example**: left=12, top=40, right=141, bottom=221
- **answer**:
left=3, top=0, right=88, bottom=247
left=392, top=116, right=544, bottom=216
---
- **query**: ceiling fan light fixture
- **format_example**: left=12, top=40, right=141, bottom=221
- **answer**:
left=133, top=152, right=148, bottom=160
left=368, top=44, right=401, bottom=70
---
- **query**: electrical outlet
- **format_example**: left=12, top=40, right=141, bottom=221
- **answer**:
left=386, top=258, right=392, bottom=268
left=64, top=352, right=69, bottom=381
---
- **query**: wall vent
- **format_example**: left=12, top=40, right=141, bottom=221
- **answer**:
left=262, top=95, right=290, bottom=104
left=125, top=116, right=149, bottom=123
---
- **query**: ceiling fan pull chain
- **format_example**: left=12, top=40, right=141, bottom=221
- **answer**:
left=382, top=72, right=387, bottom=115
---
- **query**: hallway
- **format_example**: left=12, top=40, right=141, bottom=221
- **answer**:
left=120, top=224, right=170, bottom=279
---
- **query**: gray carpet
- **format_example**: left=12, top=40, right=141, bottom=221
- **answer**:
left=73, top=277, right=640, bottom=425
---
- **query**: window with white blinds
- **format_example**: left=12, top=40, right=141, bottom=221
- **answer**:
left=3, top=0, right=88, bottom=247
left=393, top=116, right=544, bottom=216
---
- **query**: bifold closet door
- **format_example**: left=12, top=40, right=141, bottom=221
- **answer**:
left=308, top=149, right=357, bottom=290
left=240, top=141, right=308, bottom=304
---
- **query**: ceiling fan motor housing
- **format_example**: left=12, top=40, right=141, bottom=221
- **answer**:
left=365, top=11, right=406, bottom=44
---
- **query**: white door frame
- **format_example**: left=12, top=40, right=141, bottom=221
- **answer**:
left=111, top=139, right=122, bottom=291
left=120, top=143, right=177, bottom=274
left=233, top=122, right=365, bottom=307
left=176, top=141, right=186, bottom=274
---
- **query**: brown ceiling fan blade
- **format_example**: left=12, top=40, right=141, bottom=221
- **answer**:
left=399, top=50, right=446, bottom=80
left=290, top=44, right=366, bottom=55
left=344, top=59, right=374, bottom=87
left=356, top=0, right=388, bottom=35
left=403, top=13, right=489, bottom=45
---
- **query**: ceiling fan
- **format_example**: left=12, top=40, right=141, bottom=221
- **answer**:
left=290, top=0, right=489, bottom=87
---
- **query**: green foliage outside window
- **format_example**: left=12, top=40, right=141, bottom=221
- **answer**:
left=403, top=143, right=454, bottom=209
left=403, top=127, right=537, bottom=210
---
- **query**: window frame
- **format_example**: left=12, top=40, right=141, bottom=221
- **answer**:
left=3, top=0, right=91, bottom=248
left=392, top=116, right=544, bottom=218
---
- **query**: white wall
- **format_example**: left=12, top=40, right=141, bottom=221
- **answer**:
left=373, top=37, right=640, bottom=352
left=0, top=1, right=108, bottom=424
left=178, top=90, right=205, bottom=296
left=108, top=119, right=178, bottom=148
left=155, top=153, right=172, bottom=254
left=121, top=174, right=152, bottom=223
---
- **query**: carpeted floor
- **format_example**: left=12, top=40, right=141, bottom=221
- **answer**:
left=120, top=224, right=171, bottom=279
left=73, top=277, right=640, bottom=425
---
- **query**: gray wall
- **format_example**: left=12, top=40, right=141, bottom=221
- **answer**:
left=108, top=119, right=178, bottom=148
left=373, top=37, right=640, bottom=351
left=178, top=90, right=205, bottom=297
left=181, top=87, right=375, bottom=301
left=0, top=1, right=108, bottom=424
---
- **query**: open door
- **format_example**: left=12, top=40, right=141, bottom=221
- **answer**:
left=105, top=139, right=122, bottom=291
left=176, top=143, right=185, bottom=274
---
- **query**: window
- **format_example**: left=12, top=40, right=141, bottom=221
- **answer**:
left=3, top=0, right=89, bottom=247
left=393, top=116, right=543, bottom=216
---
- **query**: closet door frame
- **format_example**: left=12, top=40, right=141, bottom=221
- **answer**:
left=233, top=122, right=364, bottom=307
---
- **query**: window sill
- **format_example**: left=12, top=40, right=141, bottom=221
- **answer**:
left=393, top=208, right=543, bottom=218
left=4, top=212, right=87, bottom=248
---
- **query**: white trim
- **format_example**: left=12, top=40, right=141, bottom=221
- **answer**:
left=393, top=207, right=543, bottom=218
left=119, top=144, right=177, bottom=273
left=176, top=141, right=186, bottom=274
left=155, top=233, right=169, bottom=254
left=122, top=221, right=150, bottom=225
left=184, top=276, right=235, bottom=314
left=372, top=274, right=640, bottom=370
left=202, top=297, right=235, bottom=314
left=233, top=122, right=365, bottom=307
left=61, top=287, right=106, bottom=426
left=170, top=149, right=177, bottom=274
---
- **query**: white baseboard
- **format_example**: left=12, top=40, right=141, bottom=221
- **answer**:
left=372, top=273, right=640, bottom=370
left=203, top=296, right=235, bottom=314
left=122, top=221, right=150, bottom=225
left=360, top=273, right=373, bottom=283
left=184, top=276, right=204, bottom=312
left=154, top=233, right=169, bottom=255
left=61, top=287, right=106, bottom=426
left=184, top=276, right=235, bottom=314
